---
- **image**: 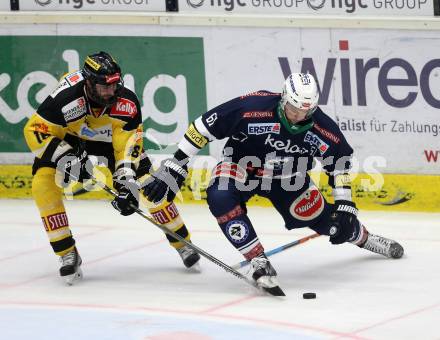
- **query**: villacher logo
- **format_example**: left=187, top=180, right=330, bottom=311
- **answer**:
left=35, top=0, right=52, bottom=5
left=187, top=0, right=205, bottom=8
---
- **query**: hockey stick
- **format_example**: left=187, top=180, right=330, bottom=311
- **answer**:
left=232, top=233, right=320, bottom=270
left=88, top=177, right=284, bottom=296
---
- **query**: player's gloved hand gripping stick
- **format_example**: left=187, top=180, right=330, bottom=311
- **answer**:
left=61, top=143, right=284, bottom=296
left=143, top=157, right=188, bottom=204
left=90, top=176, right=285, bottom=297
left=329, top=200, right=359, bottom=245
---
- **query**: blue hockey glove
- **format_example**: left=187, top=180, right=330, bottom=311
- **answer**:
left=328, top=200, right=359, bottom=245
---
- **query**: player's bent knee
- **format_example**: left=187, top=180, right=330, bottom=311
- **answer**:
left=206, top=182, right=241, bottom=217
left=32, top=168, right=62, bottom=200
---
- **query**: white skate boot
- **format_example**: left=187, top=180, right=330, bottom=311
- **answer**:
left=360, top=233, right=404, bottom=259
left=59, top=247, right=83, bottom=285
left=250, top=254, right=285, bottom=296
left=177, top=244, right=201, bottom=269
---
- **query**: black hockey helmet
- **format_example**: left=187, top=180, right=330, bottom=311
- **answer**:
left=82, top=51, right=123, bottom=106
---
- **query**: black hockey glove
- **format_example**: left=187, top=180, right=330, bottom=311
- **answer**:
left=111, top=167, right=140, bottom=216
left=328, top=200, right=359, bottom=245
left=56, top=148, right=92, bottom=186
left=143, top=158, right=188, bottom=204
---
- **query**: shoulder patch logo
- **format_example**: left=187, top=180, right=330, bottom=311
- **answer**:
left=51, top=71, right=83, bottom=98
left=314, top=123, right=340, bottom=144
left=66, top=71, right=83, bottom=85
left=242, top=111, right=274, bottom=119
left=50, top=79, right=70, bottom=98
left=304, top=131, right=329, bottom=156
left=62, top=96, right=87, bottom=122
left=110, top=98, right=137, bottom=118
left=240, top=91, right=280, bottom=99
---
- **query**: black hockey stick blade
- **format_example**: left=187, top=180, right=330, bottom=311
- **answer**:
left=262, top=285, right=286, bottom=297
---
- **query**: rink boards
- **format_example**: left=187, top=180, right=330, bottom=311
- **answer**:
left=1, top=164, right=439, bottom=212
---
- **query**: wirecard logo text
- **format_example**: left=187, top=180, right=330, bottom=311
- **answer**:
left=279, top=39, right=440, bottom=109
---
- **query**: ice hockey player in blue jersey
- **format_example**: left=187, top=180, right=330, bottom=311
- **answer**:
left=143, top=73, right=404, bottom=295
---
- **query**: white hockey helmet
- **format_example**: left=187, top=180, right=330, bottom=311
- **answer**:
left=280, top=73, right=319, bottom=117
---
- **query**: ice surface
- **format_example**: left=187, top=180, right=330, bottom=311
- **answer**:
left=1, top=199, right=439, bottom=340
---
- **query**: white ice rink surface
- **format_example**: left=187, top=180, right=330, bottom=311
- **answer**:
left=1, top=199, right=439, bottom=340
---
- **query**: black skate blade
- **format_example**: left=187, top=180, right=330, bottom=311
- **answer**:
left=262, top=285, right=286, bottom=296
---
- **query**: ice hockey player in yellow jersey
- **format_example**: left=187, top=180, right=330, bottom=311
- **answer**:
left=23, top=51, right=200, bottom=285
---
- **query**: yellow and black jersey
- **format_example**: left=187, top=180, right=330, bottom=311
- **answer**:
left=24, top=71, right=144, bottom=173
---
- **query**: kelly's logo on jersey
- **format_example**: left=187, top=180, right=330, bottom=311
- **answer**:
left=304, top=131, right=329, bottom=155
left=110, top=98, right=137, bottom=118
left=248, top=123, right=280, bottom=135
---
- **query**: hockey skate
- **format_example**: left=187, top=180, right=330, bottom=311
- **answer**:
left=250, top=254, right=285, bottom=296
left=59, top=247, right=83, bottom=285
left=359, top=233, right=404, bottom=259
left=177, top=244, right=201, bottom=269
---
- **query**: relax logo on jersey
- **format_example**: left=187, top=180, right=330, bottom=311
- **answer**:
left=304, top=131, right=329, bottom=156
left=248, top=123, right=280, bottom=135
left=226, top=220, right=249, bottom=244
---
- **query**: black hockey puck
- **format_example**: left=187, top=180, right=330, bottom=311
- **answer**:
left=303, top=292, right=316, bottom=299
